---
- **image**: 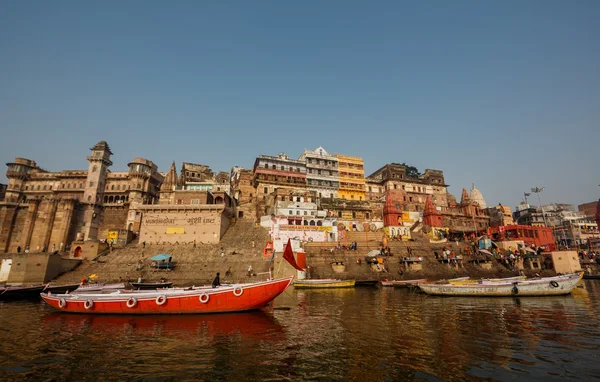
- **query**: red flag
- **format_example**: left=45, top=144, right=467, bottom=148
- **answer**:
left=283, top=239, right=304, bottom=271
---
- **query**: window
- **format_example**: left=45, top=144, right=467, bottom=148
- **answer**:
left=92, top=166, right=97, bottom=172
left=37, top=185, right=40, bottom=190
left=43, top=185, right=47, bottom=190
left=289, top=210, right=292, bottom=215
left=352, top=211, right=356, bottom=218
left=402, top=185, right=405, bottom=190
left=25, top=186, right=29, bottom=190
left=49, top=185, right=52, bottom=190
left=394, top=185, right=397, bottom=189
left=338, top=211, right=342, bottom=218
left=304, top=211, right=307, bottom=215
left=191, top=199, right=200, bottom=205
left=264, top=163, right=268, bottom=168
left=177, top=199, right=183, bottom=205
left=111, top=185, right=115, bottom=190
left=264, top=187, right=268, bottom=194
left=79, top=183, right=83, bottom=189
left=296, top=211, right=300, bottom=215
left=409, top=197, right=413, bottom=202
left=366, top=212, right=370, bottom=219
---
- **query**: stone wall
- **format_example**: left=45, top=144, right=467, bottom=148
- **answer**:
left=139, top=209, right=230, bottom=244
left=97, top=207, right=129, bottom=240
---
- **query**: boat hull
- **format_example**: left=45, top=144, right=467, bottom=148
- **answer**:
left=381, top=279, right=427, bottom=287
left=0, top=285, right=47, bottom=301
left=448, top=275, right=527, bottom=285
left=41, top=277, right=293, bottom=314
left=419, top=273, right=583, bottom=297
left=130, top=282, right=174, bottom=289
left=294, top=280, right=355, bottom=289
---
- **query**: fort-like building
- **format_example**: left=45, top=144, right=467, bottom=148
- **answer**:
left=0, top=141, right=163, bottom=256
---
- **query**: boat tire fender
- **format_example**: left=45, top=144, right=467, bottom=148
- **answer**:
left=550, top=281, right=559, bottom=288
left=156, top=295, right=167, bottom=306
left=512, top=286, right=519, bottom=295
left=233, top=287, right=243, bottom=297
left=126, top=297, right=138, bottom=308
left=58, top=298, right=66, bottom=308
left=84, top=299, right=94, bottom=310
left=199, top=293, right=210, bottom=303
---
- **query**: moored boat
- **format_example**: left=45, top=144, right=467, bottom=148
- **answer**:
left=0, top=284, right=48, bottom=301
left=41, top=277, right=293, bottom=314
left=293, top=279, right=355, bottom=289
left=418, top=273, right=583, bottom=297
left=381, top=279, right=427, bottom=287
left=448, top=275, right=527, bottom=285
left=583, top=274, right=600, bottom=280
left=45, top=283, right=82, bottom=294
left=354, top=280, right=379, bottom=287
left=130, top=281, right=174, bottom=290
left=72, top=283, right=127, bottom=294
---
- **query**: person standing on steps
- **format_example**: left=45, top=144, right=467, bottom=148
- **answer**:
left=212, top=272, right=221, bottom=288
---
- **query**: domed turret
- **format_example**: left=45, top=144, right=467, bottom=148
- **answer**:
left=470, top=184, right=487, bottom=209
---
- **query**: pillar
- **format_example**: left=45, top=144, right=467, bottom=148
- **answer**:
left=22, top=200, right=40, bottom=250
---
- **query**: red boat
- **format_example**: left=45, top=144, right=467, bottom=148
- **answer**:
left=40, top=277, right=293, bottom=314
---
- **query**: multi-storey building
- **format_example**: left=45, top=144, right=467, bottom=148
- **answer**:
left=486, top=204, right=514, bottom=228
left=298, top=147, right=339, bottom=199
left=335, top=154, right=365, bottom=201
left=366, top=163, right=447, bottom=211
left=0, top=141, right=164, bottom=255
left=252, top=153, right=307, bottom=199
left=230, top=167, right=256, bottom=219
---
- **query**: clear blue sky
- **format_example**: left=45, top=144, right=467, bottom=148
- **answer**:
left=1, top=1, right=598, bottom=210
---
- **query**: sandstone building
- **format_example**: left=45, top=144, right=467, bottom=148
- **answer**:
left=0, top=141, right=163, bottom=255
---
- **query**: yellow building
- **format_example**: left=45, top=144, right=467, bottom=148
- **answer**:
left=336, top=154, right=366, bottom=200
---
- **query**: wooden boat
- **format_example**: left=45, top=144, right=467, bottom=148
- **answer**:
left=354, top=280, right=379, bottom=287
left=583, top=274, right=600, bottom=280
left=448, top=275, right=527, bottom=285
left=45, top=283, right=82, bottom=294
left=40, top=277, right=293, bottom=314
left=130, top=281, right=174, bottom=290
left=0, top=284, right=47, bottom=300
left=418, top=273, right=583, bottom=297
left=293, top=279, right=355, bottom=289
left=72, top=283, right=127, bottom=294
left=381, top=279, right=427, bottom=287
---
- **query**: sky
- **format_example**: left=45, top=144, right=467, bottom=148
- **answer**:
left=1, top=1, right=598, bottom=210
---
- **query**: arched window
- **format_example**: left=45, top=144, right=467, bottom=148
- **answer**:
left=309, top=220, right=316, bottom=226
left=303, top=220, right=309, bottom=225
left=104, top=196, right=109, bottom=203
left=67, top=184, right=70, bottom=189
left=317, top=221, right=322, bottom=226
left=25, top=186, right=29, bottom=190
left=109, top=196, right=114, bottom=203
left=117, top=185, right=120, bottom=190
left=37, top=185, right=40, bottom=190
left=111, top=185, right=115, bottom=190
left=43, top=185, right=47, bottom=190
left=79, top=183, right=83, bottom=189
left=87, top=195, right=92, bottom=202
left=92, top=166, right=97, bottom=172
left=137, top=184, right=141, bottom=189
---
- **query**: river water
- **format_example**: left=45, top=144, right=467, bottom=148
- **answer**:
left=1, top=281, right=600, bottom=381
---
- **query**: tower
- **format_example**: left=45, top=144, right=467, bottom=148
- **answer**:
left=82, top=141, right=112, bottom=240
left=423, top=195, right=443, bottom=228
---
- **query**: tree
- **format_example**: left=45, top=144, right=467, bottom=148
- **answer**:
left=401, top=163, right=421, bottom=178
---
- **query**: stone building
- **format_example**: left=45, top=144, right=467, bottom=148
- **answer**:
left=486, top=203, right=514, bottom=228
left=298, top=146, right=339, bottom=199
left=366, top=163, right=448, bottom=211
left=0, top=183, right=6, bottom=201
left=336, top=154, right=365, bottom=201
left=252, top=153, right=307, bottom=222
left=579, top=200, right=599, bottom=218
left=141, top=161, right=233, bottom=245
left=230, top=167, right=257, bottom=220
left=0, top=141, right=163, bottom=255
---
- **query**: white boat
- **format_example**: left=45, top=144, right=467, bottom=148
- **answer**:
left=418, top=273, right=583, bottom=297
left=71, top=283, right=127, bottom=294
left=449, top=275, right=527, bottom=285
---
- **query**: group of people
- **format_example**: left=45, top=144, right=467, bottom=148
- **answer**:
left=336, top=241, right=358, bottom=251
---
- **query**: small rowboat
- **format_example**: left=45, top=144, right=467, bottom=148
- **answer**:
left=381, top=279, right=427, bottom=287
left=130, top=281, right=174, bottom=290
left=72, top=283, right=127, bottom=294
left=0, top=284, right=48, bottom=301
left=45, top=283, right=82, bottom=294
left=448, top=275, right=527, bottom=285
left=41, top=277, right=293, bottom=314
left=293, top=279, right=355, bottom=289
left=418, top=273, right=583, bottom=297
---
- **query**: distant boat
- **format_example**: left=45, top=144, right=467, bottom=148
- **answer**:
left=40, top=277, right=293, bottom=314
left=418, top=273, right=583, bottom=297
left=0, top=284, right=47, bottom=301
left=381, top=279, right=427, bottom=287
left=131, top=281, right=174, bottom=290
left=354, top=280, right=379, bottom=287
left=72, top=283, right=127, bottom=294
left=448, top=275, right=527, bottom=285
left=293, top=279, right=355, bottom=289
left=45, top=283, right=81, bottom=294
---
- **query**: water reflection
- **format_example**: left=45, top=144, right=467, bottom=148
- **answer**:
left=1, top=283, right=600, bottom=381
